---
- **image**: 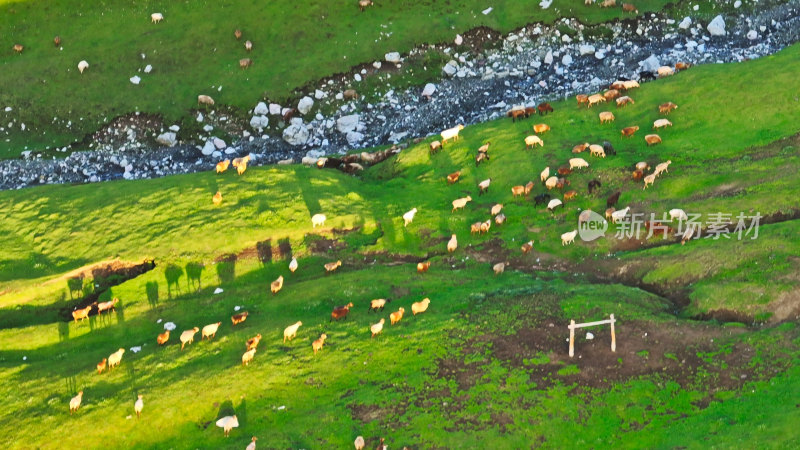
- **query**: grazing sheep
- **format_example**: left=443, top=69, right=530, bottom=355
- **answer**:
left=512, top=185, right=526, bottom=197
left=475, top=152, right=489, bottom=166
left=604, top=89, right=621, bottom=101
left=429, top=140, right=442, bottom=154
left=312, top=334, right=328, bottom=354
left=578, top=210, right=593, bottom=225
left=521, top=241, right=534, bottom=253
left=643, top=173, right=656, bottom=189
left=370, top=319, right=385, bottom=338
left=525, top=181, right=536, bottom=194
left=563, top=190, right=578, bottom=201
left=561, top=230, right=578, bottom=245
left=369, top=298, right=390, bottom=312
left=451, top=196, right=472, bottom=212
left=390, top=307, right=405, bottom=325
left=447, top=234, right=458, bottom=252
left=524, top=135, right=543, bottom=148
left=611, top=206, right=631, bottom=223
left=96, top=358, right=107, bottom=375
left=540, top=166, right=550, bottom=181
left=70, top=391, right=83, bottom=414
left=446, top=170, right=461, bottom=184
left=576, top=94, right=589, bottom=106
left=212, top=191, right=223, bottom=205
left=355, top=436, right=366, bottom=450
left=569, top=158, right=589, bottom=170
left=533, top=123, right=550, bottom=134
left=599, top=111, right=615, bottom=124
left=358, top=0, right=374, bottom=11
left=534, top=193, right=551, bottom=206
left=97, top=298, right=119, bottom=314
left=588, top=179, right=602, bottom=194
left=242, top=349, right=256, bottom=366
left=470, top=222, right=482, bottom=235
left=622, top=3, right=638, bottom=12
left=621, top=126, right=639, bottom=137
left=157, top=330, right=170, bottom=345
left=78, top=60, right=89, bottom=74
left=681, top=227, right=696, bottom=245
left=134, top=395, right=143, bottom=418
left=217, top=415, right=239, bottom=437
left=655, top=104, right=678, bottom=118
left=231, top=311, right=249, bottom=325
left=491, top=203, right=503, bottom=216
left=675, top=62, right=691, bottom=71
left=311, top=213, right=326, bottom=228
left=417, top=261, right=431, bottom=273
left=632, top=169, right=644, bottom=180
left=589, top=144, right=606, bottom=158
left=601, top=0, right=616, bottom=7
left=537, top=103, right=554, bottom=115
left=493, top=262, right=506, bottom=275
left=245, top=40, right=253, bottom=51
left=478, top=178, right=491, bottom=195
left=606, top=191, right=621, bottom=208
left=440, top=124, right=465, bottom=145
left=657, top=66, right=674, bottom=77
left=545, top=176, right=558, bottom=190
left=108, top=348, right=125, bottom=369
left=572, top=143, right=589, bottom=153
left=283, top=321, right=303, bottom=342
left=478, top=142, right=491, bottom=153
left=635, top=161, right=650, bottom=171
left=605, top=207, right=616, bottom=220
left=645, top=134, right=662, bottom=146
left=343, top=89, right=359, bottom=100
left=669, top=209, right=688, bottom=221
left=622, top=80, right=640, bottom=90
left=234, top=29, right=242, bottom=40
left=202, top=322, right=222, bottom=340
left=289, top=258, right=298, bottom=273
left=525, top=106, right=537, bottom=117
left=180, top=328, right=199, bottom=350
left=507, top=109, right=526, bottom=122
left=331, top=303, right=354, bottom=321
left=403, top=208, right=418, bottom=226
left=72, top=304, right=94, bottom=322
left=556, top=166, right=570, bottom=176
left=653, top=119, right=672, bottom=129
left=654, top=160, right=672, bottom=176
left=556, top=178, right=571, bottom=191
left=151, top=13, right=164, bottom=23
left=547, top=199, right=563, bottom=212
left=588, top=94, right=606, bottom=107
left=54, top=36, right=61, bottom=47
left=13, top=44, right=23, bottom=53
left=603, top=141, right=616, bottom=156
left=246, top=334, right=262, bottom=351
left=236, top=161, right=248, bottom=175
left=239, top=58, right=252, bottom=69
left=247, top=437, right=257, bottom=450
left=198, top=95, right=215, bottom=106
left=232, top=154, right=251, bottom=168
left=610, top=81, right=627, bottom=91
left=412, top=298, right=431, bottom=316
left=216, top=159, right=231, bottom=173
left=324, top=260, right=342, bottom=273
left=494, top=213, right=506, bottom=225
left=616, top=96, right=634, bottom=107
left=479, top=220, right=491, bottom=234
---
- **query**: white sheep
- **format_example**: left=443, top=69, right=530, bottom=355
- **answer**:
left=547, top=199, right=563, bottom=212
left=283, top=321, right=302, bottom=342
left=657, top=66, right=675, bottom=77
left=540, top=166, right=549, bottom=182
left=69, top=391, right=83, bottom=414
left=569, top=158, right=589, bottom=170
left=108, top=348, right=125, bottom=368
left=622, top=80, right=640, bottom=89
left=355, top=436, right=365, bottom=450
left=478, top=178, right=491, bottom=194
left=247, top=437, right=258, bottom=450
left=493, top=262, right=505, bottom=275
left=611, top=206, right=630, bottom=223
left=151, top=13, right=164, bottom=23
left=77, top=60, right=89, bottom=74
left=311, top=213, right=326, bottom=228
left=440, top=124, right=464, bottom=144
left=669, top=209, right=688, bottom=221
left=654, top=160, right=672, bottom=177
left=216, top=415, right=239, bottom=437
left=545, top=176, right=558, bottom=190
left=491, top=204, right=503, bottom=216
left=643, top=173, right=656, bottom=189
left=289, top=258, right=298, bottom=273
left=451, top=196, right=472, bottom=212
left=198, top=95, right=215, bottom=106
left=561, top=230, right=578, bottom=245
left=589, top=144, right=606, bottom=158
left=447, top=234, right=458, bottom=252
left=524, top=135, right=543, bottom=148
left=201, top=322, right=221, bottom=340
left=402, top=208, right=417, bottom=226
left=134, top=395, right=144, bottom=418
left=653, top=119, right=673, bottom=129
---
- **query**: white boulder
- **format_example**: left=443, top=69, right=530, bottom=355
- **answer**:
left=747, top=30, right=758, bottom=40
left=678, top=17, right=692, bottom=30
left=297, top=96, right=314, bottom=115
left=213, top=138, right=226, bottom=150
left=640, top=54, right=661, bottom=73
left=201, top=140, right=216, bottom=155
left=254, top=102, right=269, bottom=115
left=130, top=76, right=141, bottom=85
left=250, top=115, right=269, bottom=130
left=421, top=83, right=436, bottom=98
left=336, top=114, right=360, bottom=133
left=156, top=132, right=176, bottom=146
left=579, top=45, right=596, bottom=55
left=707, top=15, right=726, bottom=36
left=385, top=52, right=401, bottom=63
left=454, top=34, right=463, bottom=45
left=283, top=123, right=310, bottom=146
left=269, top=103, right=282, bottom=115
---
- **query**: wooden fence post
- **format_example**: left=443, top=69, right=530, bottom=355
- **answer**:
left=569, top=320, right=575, bottom=357
left=610, top=314, right=616, bottom=352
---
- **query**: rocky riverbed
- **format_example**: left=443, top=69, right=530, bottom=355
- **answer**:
left=1, top=0, right=799, bottom=190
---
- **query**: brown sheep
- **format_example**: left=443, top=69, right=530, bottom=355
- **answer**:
left=557, top=165, right=572, bottom=176
left=603, top=89, right=620, bottom=101
left=312, top=334, right=327, bottom=355
left=588, top=94, right=606, bottom=107
left=390, top=307, right=405, bottom=325
left=533, top=123, right=550, bottom=134
left=563, top=190, right=578, bottom=201
left=212, top=191, right=223, bottom=205
left=605, top=207, right=616, bottom=220
left=555, top=178, right=571, bottom=190
left=72, top=304, right=94, bottom=322
left=216, top=159, right=230, bottom=173
left=239, top=58, right=252, bottom=69
left=331, top=302, right=355, bottom=321
left=411, top=298, right=430, bottom=316
left=632, top=169, right=644, bottom=180
left=13, top=44, right=23, bottom=53
left=475, top=152, right=489, bottom=166
left=246, top=334, right=262, bottom=351
left=358, top=0, right=374, bottom=11
left=622, top=3, right=638, bottom=12
left=470, top=222, right=482, bottom=235
left=324, top=260, right=342, bottom=273
left=537, top=103, right=554, bottom=115
left=521, top=241, right=534, bottom=253
left=417, top=261, right=431, bottom=273
left=96, top=358, right=107, bottom=374
left=601, top=0, right=616, bottom=7
left=524, top=181, right=535, bottom=195
left=54, top=36, right=61, bottom=47
left=645, top=134, right=662, bottom=146
left=576, top=94, right=589, bottom=107
left=446, top=170, right=460, bottom=184
left=616, top=96, right=634, bottom=107
left=572, top=143, right=589, bottom=153
left=231, top=311, right=249, bottom=325
left=659, top=102, right=678, bottom=114
left=234, top=29, right=242, bottom=40
left=599, top=111, right=615, bottom=124
left=270, top=275, right=284, bottom=294
left=479, top=220, right=491, bottom=234
left=511, top=185, right=525, bottom=197
left=621, top=126, right=639, bottom=137
left=507, top=109, right=526, bottom=122
left=157, top=330, right=170, bottom=345
left=675, top=62, right=691, bottom=71
left=343, top=89, right=359, bottom=100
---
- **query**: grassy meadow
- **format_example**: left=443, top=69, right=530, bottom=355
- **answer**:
left=1, top=36, right=800, bottom=449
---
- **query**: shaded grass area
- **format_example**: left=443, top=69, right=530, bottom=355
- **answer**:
left=1, top=0, right=687, bottom=157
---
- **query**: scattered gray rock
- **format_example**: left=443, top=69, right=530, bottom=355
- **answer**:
left=156, top=132, right=177, bottom=147
left=254, top=102, right=269, bottom=115
left=679, top=17, right=692, bottom=30
left=579, top=44, right=596, bottom=55
left=747, top=30, right=758, bottom=40
left=443, top=61, right=458, bottom=76
left=201, top=141, right=216, bottom=155
left=269, top=103, right=282, bottom=115
left=707, top=15, right=727, bottom=36
left=454, top=34, right=463, bottom=45
left=421, top=83, right=436, bottom=98
left=336, top=114, right=360, bottom=133
left=640, top=54, right=661, bottom=72
left=283, top=123, right=310, bottom=146
left=562, top=54, right=573, bottom=66
left=297, top=96, right=314, bottom=115
left=385, top=52, right=401, bottom=63
left=250, top=115, right=269, bottom=130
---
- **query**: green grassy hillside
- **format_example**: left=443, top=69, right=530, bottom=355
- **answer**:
left=1, top=41, right=799, bottom=448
